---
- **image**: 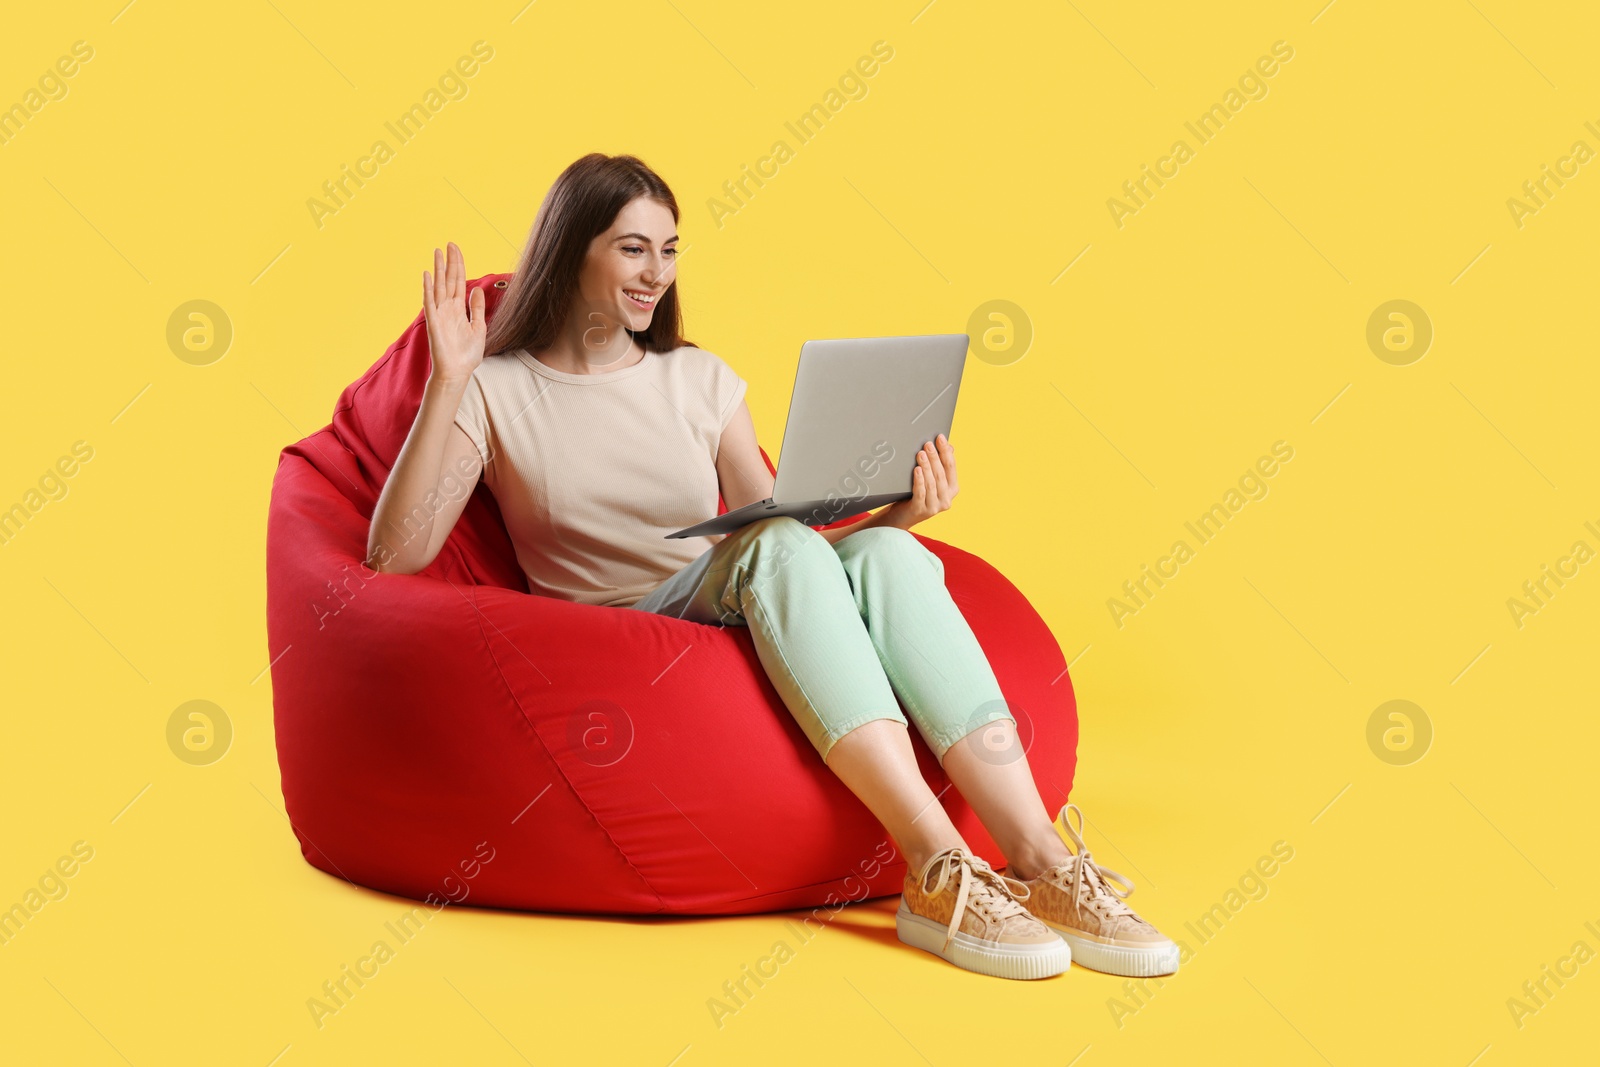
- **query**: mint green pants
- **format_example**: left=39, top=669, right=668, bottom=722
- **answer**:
left=626, top=516, right=1015, bottom=764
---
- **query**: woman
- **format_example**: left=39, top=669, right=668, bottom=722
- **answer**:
left=366, top=153, right=1178, bottom=981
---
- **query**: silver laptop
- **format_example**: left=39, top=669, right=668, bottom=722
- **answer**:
left=666, top=333, right=969, bottom=539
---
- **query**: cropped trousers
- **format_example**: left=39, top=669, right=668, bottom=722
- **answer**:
left=625, top=516, right=1015, bottom=764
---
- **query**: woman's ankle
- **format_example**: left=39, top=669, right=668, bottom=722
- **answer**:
left=1005, top=833, right=1072, bottom=882
left=901, top=832, right=968, bottom=877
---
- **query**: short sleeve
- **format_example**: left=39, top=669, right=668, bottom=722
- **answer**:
left=451, top=368, right=493, bottom=468
left=711, top=355, right=749, bottom=434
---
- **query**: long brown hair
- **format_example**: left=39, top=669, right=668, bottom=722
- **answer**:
left=484, top=153, right=694, bottom=358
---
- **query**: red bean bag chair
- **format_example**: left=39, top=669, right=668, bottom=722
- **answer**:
left=265, top=273, right=1079, bottom=915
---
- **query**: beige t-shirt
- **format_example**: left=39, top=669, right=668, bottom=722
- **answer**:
left=452, top=344, right=749, bottom=608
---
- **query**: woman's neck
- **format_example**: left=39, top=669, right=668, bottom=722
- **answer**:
left=534, top=318, right=642, bottom=375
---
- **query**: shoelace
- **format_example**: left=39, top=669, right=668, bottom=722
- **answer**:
left=917, top=846, right=1035, bottom=952
left=1052, top=803, right=1138, bottom=922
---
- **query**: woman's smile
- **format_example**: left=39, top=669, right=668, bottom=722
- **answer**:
left=623, top=287, right=658, bottom=310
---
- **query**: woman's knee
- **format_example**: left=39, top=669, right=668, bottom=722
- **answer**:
left=728, top=515, right=832, bottom=580
left=747, top=514, right=815, bottom=538
left=833, top=525, right=943, bottom=578
left=833, top=524, right=913, bottom=554
left=744, top=515, right=824, bottom=555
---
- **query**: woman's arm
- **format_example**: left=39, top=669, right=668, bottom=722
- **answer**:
left=366, top=242, right=488, bottom=574
left=367, top=390, right=484, bottom=573
left=713, top=396, right=896, bottom=545
left=713, top=398, right=773, bottom=511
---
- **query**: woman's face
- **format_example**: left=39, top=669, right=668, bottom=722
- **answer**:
left=577, top=196, right=678, bottom=345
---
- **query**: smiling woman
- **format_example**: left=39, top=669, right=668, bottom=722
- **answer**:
left=349, top=151, right=1119, bottom=982
left=479, top=155, right=692, bottom=370
left=366, top=156, right=764, bottom=605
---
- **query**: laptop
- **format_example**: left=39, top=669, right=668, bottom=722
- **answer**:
left=666, top=333, right=969, bottom=539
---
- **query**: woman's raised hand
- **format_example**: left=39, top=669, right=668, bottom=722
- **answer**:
left=423, top=241, right=487, bottom=386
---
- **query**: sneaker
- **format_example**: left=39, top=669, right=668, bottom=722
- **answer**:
left=894, top=845, right=1072, bottom=980
left=1014, top=804, right=1180, bottom=977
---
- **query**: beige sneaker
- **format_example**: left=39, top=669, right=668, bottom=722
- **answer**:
left=1014, top=804, right=1180, bottom=977
left=894, top=845, right=1072, bottom=980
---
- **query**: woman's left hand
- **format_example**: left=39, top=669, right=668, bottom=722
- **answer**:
left=881, top=433, right=958, bottom=530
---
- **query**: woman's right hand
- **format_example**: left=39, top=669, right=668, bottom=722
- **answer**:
left=423, top=241, right=487, bottom=386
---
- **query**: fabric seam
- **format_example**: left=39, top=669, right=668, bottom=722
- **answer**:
left=462, top=581, right=670, bottom=912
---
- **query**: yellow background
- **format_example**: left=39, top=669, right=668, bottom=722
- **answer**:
left=3, top=1, right=1595, bottom=1063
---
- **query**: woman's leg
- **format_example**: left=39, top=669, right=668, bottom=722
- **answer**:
left=819, top=719, right=966, bottom=875
left=627, top=516, right=969, bottom=873
left=939, top=721, right=1071, bottom=880
left=829, top=526, right=1071, bottom=878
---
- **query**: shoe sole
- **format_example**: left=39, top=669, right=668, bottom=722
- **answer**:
left=1043, top=924, right=1180, bottom=977
left=895, top=902, right=1072, bottom=980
